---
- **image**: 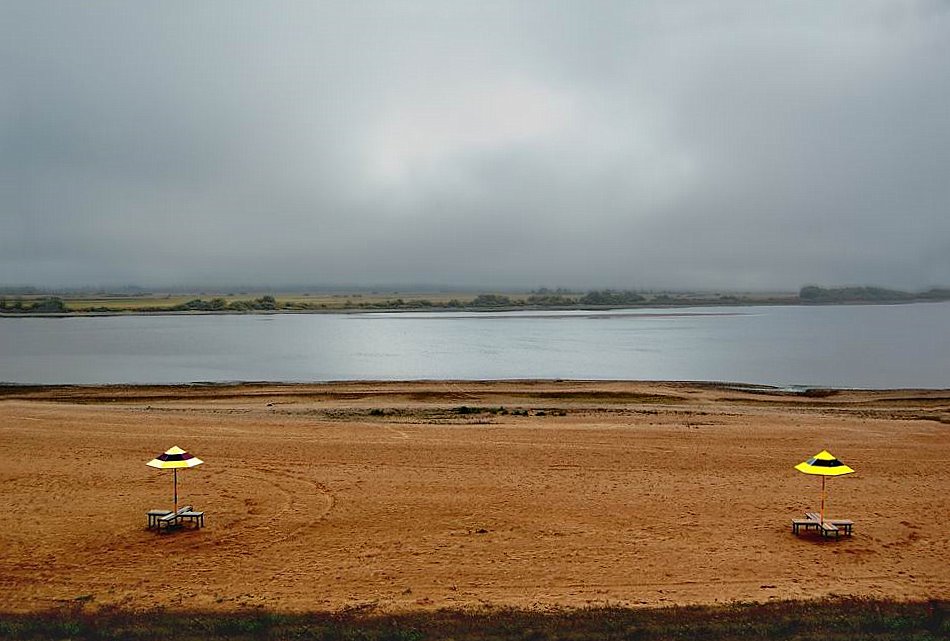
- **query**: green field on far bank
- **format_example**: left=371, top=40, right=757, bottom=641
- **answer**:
left=0, top=289, right=788, bottom=314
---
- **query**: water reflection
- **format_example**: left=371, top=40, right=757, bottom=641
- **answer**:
left=1, top=303, right=947, bottom=388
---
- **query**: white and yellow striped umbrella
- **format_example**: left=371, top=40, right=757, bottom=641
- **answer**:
left=147, top=446, right=203, bottom=514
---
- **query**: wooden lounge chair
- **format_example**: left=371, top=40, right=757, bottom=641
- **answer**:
left=156, top=505, right=193, bottom=532
left=807, top=512, right=853, bottom=535
left=793, top=512, right=854, bottom=537
left=818, top=521, right=840, bottom=539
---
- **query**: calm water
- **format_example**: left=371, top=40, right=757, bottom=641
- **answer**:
left=1, top=303, right=948, bottom=388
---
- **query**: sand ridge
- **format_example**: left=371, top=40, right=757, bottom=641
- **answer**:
left=1, top=381, right=947, bottom=612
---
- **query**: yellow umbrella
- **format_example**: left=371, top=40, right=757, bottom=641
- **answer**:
left=794, top=450, right=854, bottom=524
left=147, top=445, right=204, bottom=514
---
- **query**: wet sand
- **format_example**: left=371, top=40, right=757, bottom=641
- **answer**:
left=0, top=381, right=947, bottom=612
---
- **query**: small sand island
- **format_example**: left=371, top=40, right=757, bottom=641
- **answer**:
left=1, top=380, right=947, bottom=616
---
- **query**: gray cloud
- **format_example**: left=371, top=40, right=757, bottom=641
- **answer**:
left=3, top=0, right=949, bottom=291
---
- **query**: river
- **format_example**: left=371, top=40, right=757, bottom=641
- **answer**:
left=1, top=302, right=948, bottom=388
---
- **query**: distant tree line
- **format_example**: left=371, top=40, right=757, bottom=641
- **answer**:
left=577, top=290, right=646, bottom=305
left=5, top=287, right=948, bottom=314
left=0, top=297, right=68, bottom=313
left=103, top=290, right=656, bottom=312
left=174, top=295, right=278, bottom=312
left=799, top=286, right=950, bottom=303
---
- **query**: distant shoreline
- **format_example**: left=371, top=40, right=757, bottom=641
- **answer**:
left=2, top=296, right=949, bottom=319
left=2, top=379, right=947, bottom=399
left=2, top=285, right=948, bottom=316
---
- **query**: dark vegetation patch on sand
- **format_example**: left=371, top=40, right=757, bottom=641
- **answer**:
left=1, top=598, right=946, bottom=641
left=4, top=381, right=946, bottom=426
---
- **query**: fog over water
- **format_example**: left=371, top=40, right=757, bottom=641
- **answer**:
left=3, top=1, right=950, bottom=291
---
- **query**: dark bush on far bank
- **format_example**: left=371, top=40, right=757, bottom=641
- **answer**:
left=579, top=289, right=645, bottom=305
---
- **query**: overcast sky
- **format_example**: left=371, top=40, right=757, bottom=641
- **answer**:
left=3, top=1, right=949, bottom=291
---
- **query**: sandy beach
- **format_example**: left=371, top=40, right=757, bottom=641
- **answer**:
left=0, top=381, right=947, bottom=613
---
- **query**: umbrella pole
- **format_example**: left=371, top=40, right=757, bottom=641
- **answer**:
left=820, top=476, right=825, bottom=524
left=174, top=469, right=178, bottom=514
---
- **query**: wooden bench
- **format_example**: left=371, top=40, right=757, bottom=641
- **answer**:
left=827, top=519, right=853, bottom=536
left=792, top=518, right=819, bottom=535
left=178, top=510, right=205, bottom=529
left=156, top=505, right=193, bottom=532
left=793, top=513, right=853, bottom=537
left=147, top=509, right=172, bottom=529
